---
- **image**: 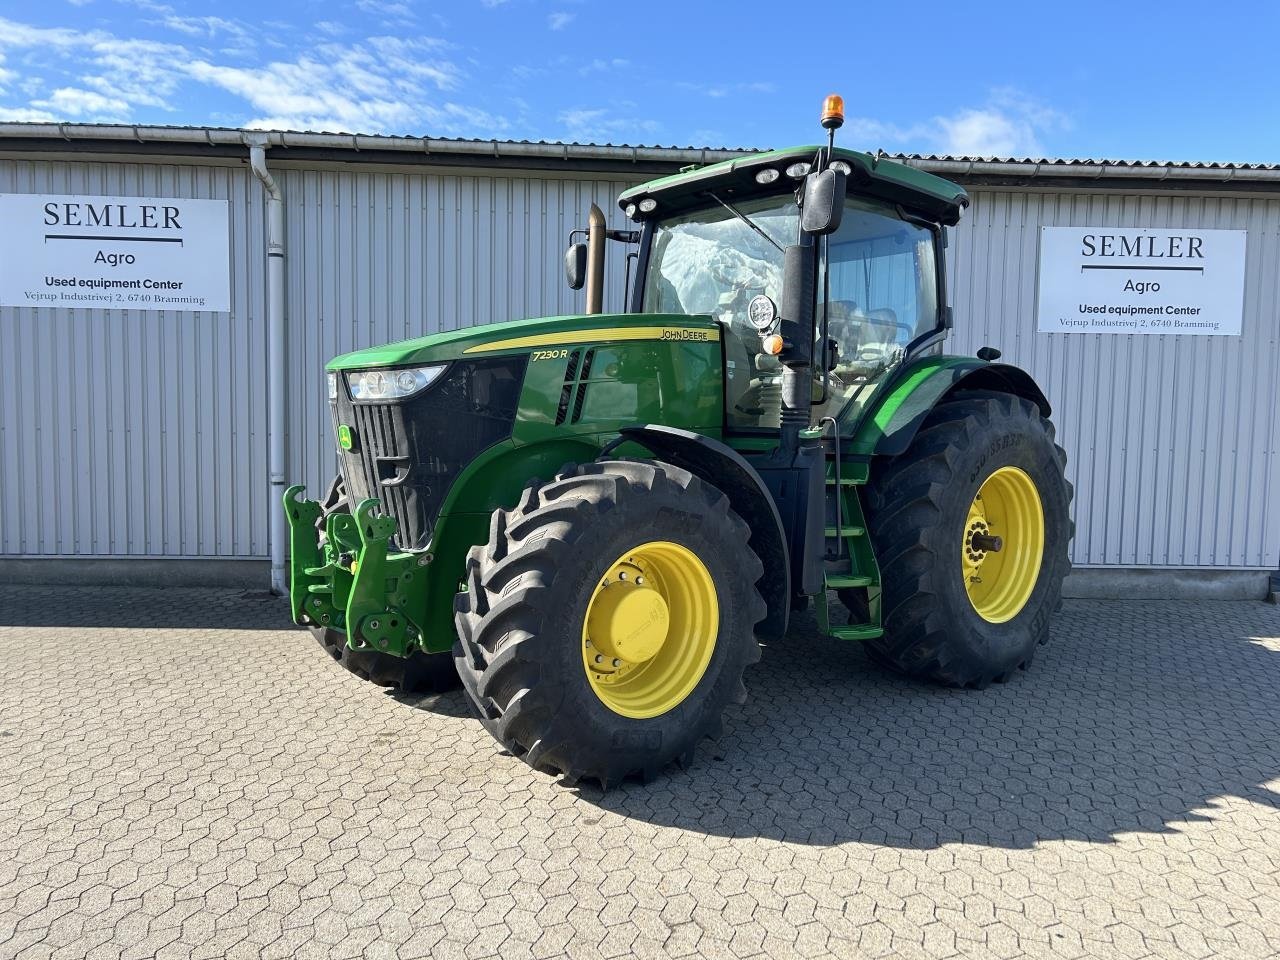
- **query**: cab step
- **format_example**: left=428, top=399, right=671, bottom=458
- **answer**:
left=830, top=624, right=884, bottom=641
left=824, top=524, right=865, bottom=539
left=824, top=573, right=875, bottom=590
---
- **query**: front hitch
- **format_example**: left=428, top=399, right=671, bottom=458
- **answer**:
left=281, top=486, right=428, bottom=658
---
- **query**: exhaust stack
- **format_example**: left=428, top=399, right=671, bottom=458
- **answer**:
left=585, top=202, right=606, bottom=314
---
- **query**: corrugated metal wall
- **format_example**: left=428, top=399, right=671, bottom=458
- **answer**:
left=0, top=157, right=269, bottom=558
left=2, top=152, right=1276, bottom=571
left=947, top=188, right=1280, bottom=568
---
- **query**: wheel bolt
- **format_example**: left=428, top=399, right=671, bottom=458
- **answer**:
left=612, top=659, right=621, bottom=667
left=595, top=654, right=603, bottom=664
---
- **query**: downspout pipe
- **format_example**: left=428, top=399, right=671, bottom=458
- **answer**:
left=247, top=137, right=289, bottom=595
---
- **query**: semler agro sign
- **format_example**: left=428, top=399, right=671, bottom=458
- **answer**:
left=1036, top=226, right=1247, bottom=336
left=0, top=193, right=231, bottom=313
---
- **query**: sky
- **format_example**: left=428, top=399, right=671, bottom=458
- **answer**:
left=0, top=0, right=1277, bottom=163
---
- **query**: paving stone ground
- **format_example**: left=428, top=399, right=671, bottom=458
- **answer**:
left=0, top=586, right=1278, bottom=959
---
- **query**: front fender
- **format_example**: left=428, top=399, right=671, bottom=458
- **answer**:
left=849, top=356, right=1051, bottom=457
left=617, top=424, right=790, bottom=641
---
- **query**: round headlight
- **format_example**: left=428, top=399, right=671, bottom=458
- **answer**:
left=829, top=160, right=852, bottom=175
left=747, top=294, right=778, bottom=333
left=638, top=198, right=658, bottom=213
left=624, top=202, right=638, bottom=218
left=754, top=168, right=780, bottom=185
left=786, top=162, right=811, bottom=178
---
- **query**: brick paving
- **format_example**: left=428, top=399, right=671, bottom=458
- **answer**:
left=0, top=586, right=1278, bottom=959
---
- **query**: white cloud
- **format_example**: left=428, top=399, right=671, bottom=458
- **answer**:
left=0, top=15, right=501, bottom=136
left=32, top=86, right=128, bottom=119
left=548, top=12, right=574, bottom=30
left=157, top=15, right=245, bottom=38
left=355, top=0, right=416, bottom=26
left=579, top=58, right=627, bottom=76
left=838, top=90, right=1070, bottom=158
left=559, top=106, right=660, bottom=144
left=0, top=106, right=56, bottom=121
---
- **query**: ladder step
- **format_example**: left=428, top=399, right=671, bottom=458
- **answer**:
left=824, top=525, right=865, bottom=538
left=825, top=477, right=860, bottom=486
left=830, top=624, right=884, bottom=641
left=825, top=574, right=875, bottom=589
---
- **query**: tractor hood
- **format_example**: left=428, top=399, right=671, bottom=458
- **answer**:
left=326, top=312, right=720, bottom=370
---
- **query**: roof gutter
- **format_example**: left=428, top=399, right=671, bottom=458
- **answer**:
left=0, top=123, right=752, bottom=167
left=900, top=157, right=1274, bottom=184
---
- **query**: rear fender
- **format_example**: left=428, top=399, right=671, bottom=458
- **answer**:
left=849, top=356, right=1051, bottom=458
left=617, top=424, right=790, bottom=640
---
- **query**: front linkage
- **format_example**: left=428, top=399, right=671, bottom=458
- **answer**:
left=283, top=486, right=429, bottom=658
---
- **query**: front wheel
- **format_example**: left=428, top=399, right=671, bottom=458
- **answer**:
left=842, top=393, right=1073, bottom=688
left=454, top=459, right=766, bottom=787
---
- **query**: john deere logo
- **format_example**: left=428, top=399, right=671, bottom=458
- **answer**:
left=337, top=424, right=355, bottom=451
left=660, top=328, right=712, bottom=342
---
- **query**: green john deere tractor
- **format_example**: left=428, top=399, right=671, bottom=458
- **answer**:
left=284, top=97, right=1072, bottom=786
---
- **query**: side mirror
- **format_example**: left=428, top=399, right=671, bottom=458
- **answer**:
left=565, top=242, right=588, bottom=290
left=801, top=168, right=847, bottom=236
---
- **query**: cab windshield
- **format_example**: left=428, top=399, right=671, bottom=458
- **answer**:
left=641, top=192, right=939, bottom=431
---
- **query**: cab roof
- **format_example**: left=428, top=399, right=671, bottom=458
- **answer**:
left=618, top=145, right=970, bottom=226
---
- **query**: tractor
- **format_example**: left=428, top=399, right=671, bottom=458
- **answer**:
left=284, top=96, right=1072, bottom=786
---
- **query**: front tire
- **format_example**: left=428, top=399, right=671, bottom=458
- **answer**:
left=842, top=393, right=1073, bottom=688
left=454, top=459, right=766, bottom=786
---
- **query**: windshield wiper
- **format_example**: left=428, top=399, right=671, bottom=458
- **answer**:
left=706, top=192, right=785, bottom=253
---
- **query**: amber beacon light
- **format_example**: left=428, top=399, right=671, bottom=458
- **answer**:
left=821, top=94, right=845, bottom=130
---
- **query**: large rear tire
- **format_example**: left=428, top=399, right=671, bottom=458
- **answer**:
left=454, top=459, right=766, bottom=787
left=310, top=475, right=459, bottom=695
left=841, top=393, right=1073, bottom=688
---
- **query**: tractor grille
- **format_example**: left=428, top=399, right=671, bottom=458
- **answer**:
left=330, top=355, right=528, bottom=551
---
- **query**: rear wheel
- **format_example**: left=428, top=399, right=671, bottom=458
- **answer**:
left=310, top=475, right=458, bottom=694
left=841, top=393, right=1072, bottom=688
left=454, top=459, right=766, bottom=786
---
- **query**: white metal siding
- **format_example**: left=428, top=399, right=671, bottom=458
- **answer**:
left=947, top=188, right=1280, bottom=568
left=1, top=154, right=1276, bottom=571
left=0, top=157, right=268, bottom=558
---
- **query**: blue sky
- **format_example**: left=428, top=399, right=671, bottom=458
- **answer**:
left=0, top=0, right=1277, bottom=162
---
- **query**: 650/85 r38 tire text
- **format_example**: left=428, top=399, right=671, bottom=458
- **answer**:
left=453, top=459, right=767, bottom=787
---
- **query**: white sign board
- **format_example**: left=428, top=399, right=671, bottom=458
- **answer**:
left=0, top=193, right=231, bottom=312
left=1036, top=226, right=1246, bottom=335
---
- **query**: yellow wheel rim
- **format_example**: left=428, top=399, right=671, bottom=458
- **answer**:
left=582, top=540, right=719, bottom=719
left=963, top=466, right=1045, bottom=623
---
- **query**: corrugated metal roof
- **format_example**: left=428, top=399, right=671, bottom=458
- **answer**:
left=0, top=122, right=1277, bottom=183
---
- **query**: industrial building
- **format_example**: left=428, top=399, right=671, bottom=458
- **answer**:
left=0, top=124, right=1276, bottom=598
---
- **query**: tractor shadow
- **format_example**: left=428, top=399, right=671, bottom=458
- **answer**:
left=579, top=599, right=1280, bottom=850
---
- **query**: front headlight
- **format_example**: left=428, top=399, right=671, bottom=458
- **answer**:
left=347, top=364, right=447, bottom=401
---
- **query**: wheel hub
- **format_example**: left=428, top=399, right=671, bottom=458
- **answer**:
left=587, top=562, right=671, bottom=664
left=581, top=541, right=719, bottom=719
left=962, top=466, right=1045, bottom=624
